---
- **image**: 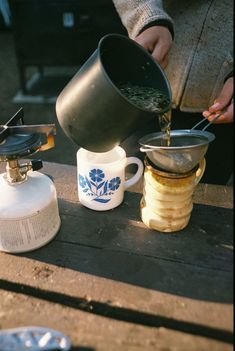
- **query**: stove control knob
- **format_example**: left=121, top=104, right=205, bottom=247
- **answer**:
left=30, top=159, right=43, bottom=171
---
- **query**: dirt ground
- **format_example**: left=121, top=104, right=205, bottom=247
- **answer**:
left=0, top=29, right=78, bottom=166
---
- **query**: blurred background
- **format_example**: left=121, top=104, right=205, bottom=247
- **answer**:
left=0, top=0, right=126, bottom=165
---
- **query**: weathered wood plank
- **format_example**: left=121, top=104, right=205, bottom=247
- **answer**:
left=0, top=235, right=233, bottom=326
left=51, top=192, right=233, bottom=272
left=12, top=240, right=234, bottom=303
left=0, top=289, right=232, bottom=351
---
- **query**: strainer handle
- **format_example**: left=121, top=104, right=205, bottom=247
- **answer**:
left=191, top=111, right=225, bottom=131
left=201, top=112, right=224, bottom=130
left=191, top=117, right=208, bottom=130
left=140, top=146, right=156, bottom=152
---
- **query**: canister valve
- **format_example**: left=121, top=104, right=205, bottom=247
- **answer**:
left=6, top=159, right=43, bottom=184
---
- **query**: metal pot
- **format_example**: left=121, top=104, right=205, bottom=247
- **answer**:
left=139, top=129, right=215, bottom=174
left=56, top=33, right=171, bottom=152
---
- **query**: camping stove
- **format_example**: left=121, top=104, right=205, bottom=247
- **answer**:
left=0, top=108, right=61, bottom=253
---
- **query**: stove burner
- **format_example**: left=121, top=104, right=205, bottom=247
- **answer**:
left=0, top=108, right=56, bottom=161
left=0, top=133, right=41, bottom=159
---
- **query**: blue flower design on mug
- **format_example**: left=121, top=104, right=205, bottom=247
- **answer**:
left=79, top=168, right=121, bottom=203
left=89, top=168, right=105, bottom=183
left=79, top=174, right=87, bottom=188
left=109, top=177, right=121, bottom=191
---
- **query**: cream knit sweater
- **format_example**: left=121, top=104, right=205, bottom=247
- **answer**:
left=113, top=0, right=233, bottom=112
left=112, top=0, right=173, bottom=39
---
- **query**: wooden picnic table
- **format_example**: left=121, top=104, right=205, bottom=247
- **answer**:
left=0, top=161, right=233, bottom=350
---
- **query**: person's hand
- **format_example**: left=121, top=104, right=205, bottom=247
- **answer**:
left=134, top=26, right=173, bottom=68
left=202, top=77, right=234, bottom=124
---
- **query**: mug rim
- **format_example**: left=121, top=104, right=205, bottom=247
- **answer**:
left=77, top=146, right=127, bottom=166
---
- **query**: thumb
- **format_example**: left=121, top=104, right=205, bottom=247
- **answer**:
left=209, top=77, right=233, bottom=112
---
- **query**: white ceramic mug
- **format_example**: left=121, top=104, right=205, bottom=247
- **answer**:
left=77, top=146, right=144, bottom=211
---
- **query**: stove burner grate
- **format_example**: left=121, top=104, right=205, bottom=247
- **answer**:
left=0, top=108, right=56, bottom=161
left=0, top=133, right=41, bottom=159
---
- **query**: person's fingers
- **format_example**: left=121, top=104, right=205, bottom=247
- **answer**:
left=135, top=34, right=155, bottom=52
left=135, top=37, right=167, bottom=67
left=209, top=77, right=233, bottom=113
left=135, top=26, right=172, bottom=67
left=160, top=55, right=168, bottom=69
left=208, top=113, right=232, bottom=124
left=137, top=40, right=170, bottom=67
left=203, top=103, right=233, bottom=124
left=202, top=110, right=216, bottom=118
left=151, top=41, right=171, bottom=67
left=202, top=77, right=233, bottom=124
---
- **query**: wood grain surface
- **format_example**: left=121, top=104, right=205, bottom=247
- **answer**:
left=0, top=161, right=233, bottom=350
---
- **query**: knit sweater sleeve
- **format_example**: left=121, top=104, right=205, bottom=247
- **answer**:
left=112, top=0, right=174, bottom=39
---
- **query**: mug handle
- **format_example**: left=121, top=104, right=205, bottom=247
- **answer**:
left=195, top=158, right=206, bottom=185
left=124, top=157, right=144, bottom=190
